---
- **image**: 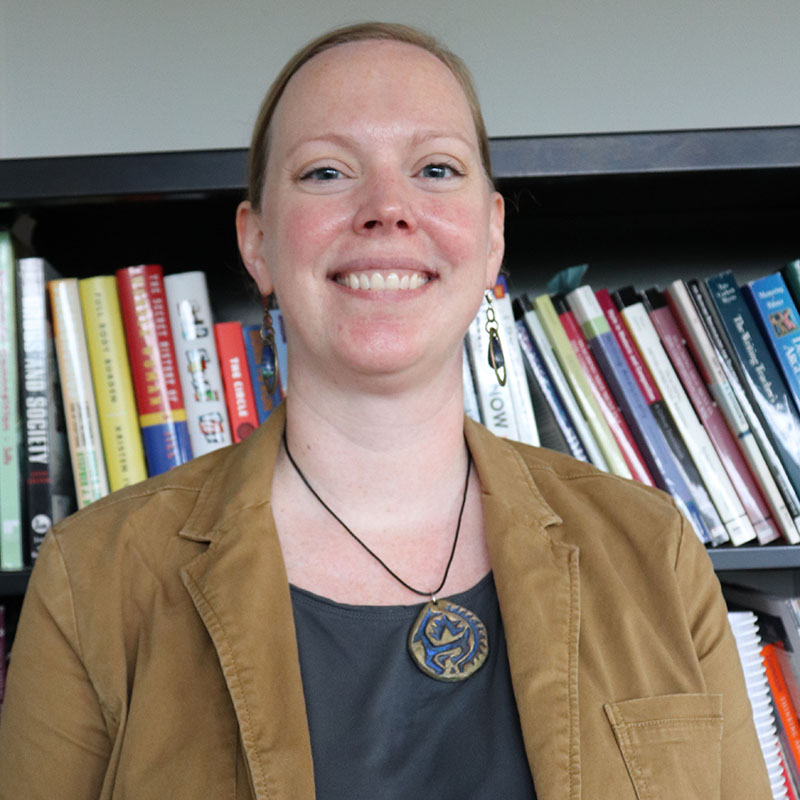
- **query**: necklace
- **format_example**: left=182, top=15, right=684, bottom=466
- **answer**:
left=282, top=432, right=489, bottom=682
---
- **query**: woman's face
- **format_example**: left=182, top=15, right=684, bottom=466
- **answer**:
left=239, top=39, right=505, bottom=390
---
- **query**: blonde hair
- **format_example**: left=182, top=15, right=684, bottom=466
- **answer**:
left=246, top=22, right=493, bottom=210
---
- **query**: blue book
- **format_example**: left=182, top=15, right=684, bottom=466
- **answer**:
left=566, top=285, right=709, bottom=542
left=705, top=271, right=800, bottom=498
left=242, top=324, right=283, bottom=424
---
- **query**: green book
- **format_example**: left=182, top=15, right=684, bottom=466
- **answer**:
left=0, top=232, right=23, bottom=569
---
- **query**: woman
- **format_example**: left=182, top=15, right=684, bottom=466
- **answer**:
left=0, top=22, right=771, bottom=800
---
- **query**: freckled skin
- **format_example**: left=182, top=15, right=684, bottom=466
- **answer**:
left=239, top=39, right=504, bottom=394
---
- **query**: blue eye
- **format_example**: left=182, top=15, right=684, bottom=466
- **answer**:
left=419, top=163, right=459, bottom=179
left=301, top=166, right=343, bottom=181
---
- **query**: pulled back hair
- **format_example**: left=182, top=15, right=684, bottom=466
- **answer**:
left=246, top=21, right=493, bottom=210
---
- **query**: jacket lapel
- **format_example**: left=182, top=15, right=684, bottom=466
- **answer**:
left=178, top=406, right=316, bottom=800
left=466, top=420, right=581, bottom=800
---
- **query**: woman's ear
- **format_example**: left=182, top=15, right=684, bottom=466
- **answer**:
left=236, top=201, right=274, bottom=296
left=485, top=191, right=505, bottom=288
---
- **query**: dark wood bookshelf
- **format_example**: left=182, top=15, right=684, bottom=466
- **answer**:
left=0, top=125, right=799, bottom=597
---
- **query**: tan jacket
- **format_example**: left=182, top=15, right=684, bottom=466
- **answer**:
left=0, top=405, right=771, bottom=799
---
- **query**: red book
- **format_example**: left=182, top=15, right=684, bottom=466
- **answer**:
left=214, top=322, right=259, bottom=443
left=554, top=295, right=654, bottom=485
left=763, top=642, right=800, bottom=788
left=116, top=265, right=193, bottom=475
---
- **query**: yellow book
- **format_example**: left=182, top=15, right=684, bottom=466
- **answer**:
left=79, top=276, right=148, bottom=491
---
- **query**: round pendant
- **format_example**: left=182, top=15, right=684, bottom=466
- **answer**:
left=408, top=599, right=489, bottom=681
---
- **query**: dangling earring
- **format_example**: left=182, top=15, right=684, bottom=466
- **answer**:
left=484, top=290, right=507, bottom=386
left=260, top=298, right=279, bottom=395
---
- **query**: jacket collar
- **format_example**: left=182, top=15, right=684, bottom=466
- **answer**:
left=179, top=406, right=580, bottom=800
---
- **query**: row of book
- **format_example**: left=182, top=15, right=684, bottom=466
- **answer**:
left=0, top=232, right=287, bottom=570
left=463, top=262, right=800, bottom=550
left=726, top=584, right=800, bottom=798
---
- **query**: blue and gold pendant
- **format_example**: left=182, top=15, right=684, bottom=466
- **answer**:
left=408, top=600, right=488, bottom=681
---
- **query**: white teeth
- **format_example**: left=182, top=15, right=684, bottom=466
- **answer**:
left=338, top=272, right=430, bottom=291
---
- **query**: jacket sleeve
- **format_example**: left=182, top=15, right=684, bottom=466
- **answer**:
left=0, top=533, right=111, bottom=799
left=674, top=516, right=773, bottom=799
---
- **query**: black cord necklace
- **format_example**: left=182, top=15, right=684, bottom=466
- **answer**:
left=282, top=432, right=489, bottom=682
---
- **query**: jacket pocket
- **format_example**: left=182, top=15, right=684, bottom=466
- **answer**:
left=604, top=693, right=723, bottom=800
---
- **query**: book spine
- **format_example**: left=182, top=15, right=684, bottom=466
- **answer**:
left=565, top=286, right=707, bottom=533
left=533, top=293, right=629, bottom=476
left=514, top=317, right=588, bottom=460
left=647, top=296, right=757, bottom=546
left=691, top=278, right=800, bottom=540
left=214, top=321, right=260, bottom=443
left=241, top=324, right=284, bottom=424
left=519, top=297, right=607, bottom=470
left=48, top=278, right=110, bottom=508
left=462, top=340, right=482, bottom=425
left=764, top=642, right=800, bottom=789
left=79, top=276, right=148, bottom=491
left=493, top=279, right=539, bottom=446
left=0, top=234, right=23, bottom=569
left=16, top=258, right=74, bottom=561
left=562, top=289, right=653, bottom=484
left=164, top=271, right=232, bottom=456
left=602, top=289, right=715, bottom=544
left=665, top=279, right=787, bottom=545
left=464, top=293, right=520, bottom=441
left=745, top=273, right=800, bottom=422
left=116, top=265, right=193, bottom=475
left=621, top=299, right=741, bottom=545
left=704, top=272, right=800, bottom=515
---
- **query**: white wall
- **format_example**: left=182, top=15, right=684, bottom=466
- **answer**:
left=2, top=0, right=799, bottom=159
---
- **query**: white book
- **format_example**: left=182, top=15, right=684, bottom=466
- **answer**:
left=728, top=611, right=790, bottom=799
left=491, top=283, right=538, bottom=446
left=465, top=293, right=519, bottom=441
left=164, top=272, right=232, bottom=457
left=621, top=301, right=756, bottom=546
left=462, top=341, right=481, bottom=425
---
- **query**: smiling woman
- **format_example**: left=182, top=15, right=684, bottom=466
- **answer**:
left=0, top=21, right=773, bottom=800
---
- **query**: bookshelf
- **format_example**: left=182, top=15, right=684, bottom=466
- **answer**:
left=0, top=125, right=799, bottom=602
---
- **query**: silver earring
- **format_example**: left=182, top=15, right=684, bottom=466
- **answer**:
left=484, top=291, right=506, bottom=386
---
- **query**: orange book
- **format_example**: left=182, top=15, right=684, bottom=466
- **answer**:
left=763, top=642, right=800, bottom=781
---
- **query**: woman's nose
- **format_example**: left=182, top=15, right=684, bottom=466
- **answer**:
left=353, top=173, right=418, bottom=234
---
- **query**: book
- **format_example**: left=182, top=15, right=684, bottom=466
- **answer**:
left=517, top=295, right=607, bottom=469
left=691, top=278, right=800, bottom=540
left=533, top=292, right=630, bottom=477
left=745, top=274, right=800, bottom=427
left=763, top=642, right=800, bottom=797
left=16, top=258, right=75, bottom=560
left=116, top=265, right=193, bottom=475
left=561, top=289, right=653, bottom=484
left=564, top=285, right=707, bottom=534
left=79, top=276, right=148, bottom=492
left=48, top=278, right=110, bottom=508
left=164, top=271, right=232, bottom=456
left=464, top=292, right=520, bottom=441
left=665, top=279, right=789, bottom=545
left=0, top=233, right=23, bottom=569
left=644, top=288, right=759, bottom=546
left=214, top=321, right=260, bottom=443
left=493, top=278, right=539, bottom=446
left=605, top=288, right=718, bottom=544
left=242, top=324, right=284, bottom=425
left=619, top=287, right=749, bottom=544
left=728, top=611, right=793, bottom=799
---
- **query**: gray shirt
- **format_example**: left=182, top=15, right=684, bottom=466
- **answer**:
left=291, top=573, right=537, bottom=799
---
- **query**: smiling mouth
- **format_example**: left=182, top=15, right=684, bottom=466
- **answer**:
left=333, top=271, right=432, bottom=291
